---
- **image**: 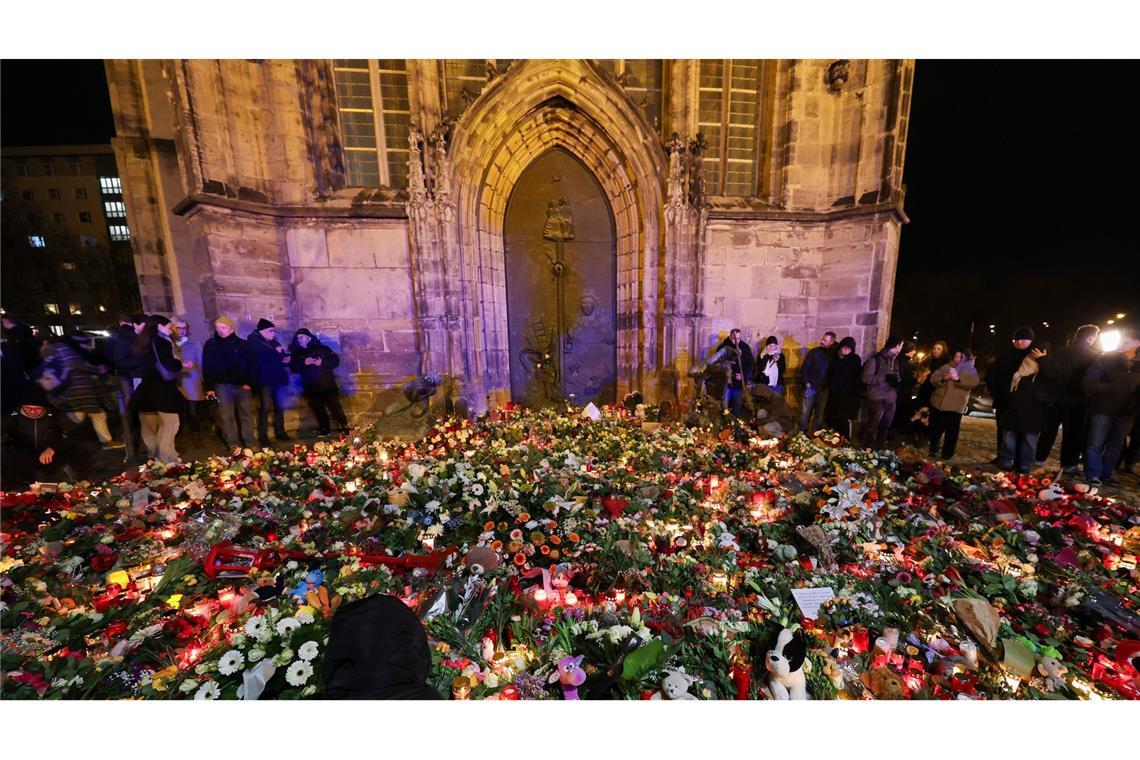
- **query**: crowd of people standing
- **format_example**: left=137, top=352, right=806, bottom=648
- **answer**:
left=714, top=323, right=1139, bottom=486
left=2, top=314, right=350, bottom=489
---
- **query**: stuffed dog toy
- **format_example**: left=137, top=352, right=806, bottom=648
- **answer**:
left=764, top=627, right=811, bottom=699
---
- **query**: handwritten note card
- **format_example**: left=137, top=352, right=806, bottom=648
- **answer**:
left=790, top=586, right=836, bottom=620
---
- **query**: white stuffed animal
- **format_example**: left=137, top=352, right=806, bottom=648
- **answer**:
left=764, top=627, right=812, bottom=700
left=651, top=669, right=699, bottom=700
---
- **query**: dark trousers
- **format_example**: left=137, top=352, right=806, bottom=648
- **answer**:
left=117, top=376, right=140, bottom=463
left=257, top=385, right=288, bottom=442
left=1, top=441, right=99, bottom=490
left=180, top=397, right=206, bottom=434
left=1125, top=415, right=1140, bottom=470
left=1086, top=414, right=1132, bottom=480
left=999, top=429, right=1040, bottom=473
left=304, top=388, right=348, bottom=433
left=928, top=409, right=963, bottom=458
left=1038, top=402, right=1089, bottom=468
left=863, top=398, right=896, bottom=449
left=726, top=387, right=745, bottom=420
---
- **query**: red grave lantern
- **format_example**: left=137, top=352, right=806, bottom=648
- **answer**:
left=202, top=542, right=281, bottom=580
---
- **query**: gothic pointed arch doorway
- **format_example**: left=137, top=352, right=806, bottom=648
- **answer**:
left=504, top=148, right=616, bottom=407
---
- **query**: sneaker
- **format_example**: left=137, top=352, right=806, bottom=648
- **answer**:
left=1088, top=476, right=1103, bottom=486
left=1061, top=466, right=1079, bottom=476
left=1103, top=476, right=1121, bottom=487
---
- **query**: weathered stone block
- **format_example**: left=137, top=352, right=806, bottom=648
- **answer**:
left=286, top=227, right=328, bottom=268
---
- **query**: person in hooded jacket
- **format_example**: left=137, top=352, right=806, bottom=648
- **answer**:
left=927, top=348, right=980, bottom=459
left=247, top=319, right=291, bottom=446
left=1035, top=324, right=1100, bottom=472
left=289, top=328, right=349, bottom=436
left=860, top=335, right=905, bottom=449
left=2, top=316, right=42, bottom=374
left=2, top=382, right=99, bottom=489
left=799, top=331, right=836, bottom=434
left=321, top=594, right=443, bottom=700
left=715, top=329, right=754, bottom=420
left=823, top=336, right=861, bottom=440
left=202, top=317, right=257, bottom=450
left=1082, top=334, right=1140, bottom=486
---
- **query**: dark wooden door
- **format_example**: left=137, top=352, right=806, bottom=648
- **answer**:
left=504, top=148, right=616, bottom=407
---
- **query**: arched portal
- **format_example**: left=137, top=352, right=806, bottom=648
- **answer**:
left=504, top=148, right=616, bottom=406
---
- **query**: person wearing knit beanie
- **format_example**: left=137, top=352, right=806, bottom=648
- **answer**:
left=214, top=316, right=238, bottom=336
left=202, top=316, right=257, bottom=449
left=256, top=318, right=275, bottom=332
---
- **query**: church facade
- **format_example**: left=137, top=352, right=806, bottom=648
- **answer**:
left=105, top=59, right=912, bottom=415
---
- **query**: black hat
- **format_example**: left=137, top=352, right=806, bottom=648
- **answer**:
left=839, top=336, right=857, bottom=351
left=1012, top=326, right=1035, bottom=341
left=764, top=335, right=779, bottom=346
left=20, top=382, right=49, bottom=408
left=256, top=318, right=276, bottom=331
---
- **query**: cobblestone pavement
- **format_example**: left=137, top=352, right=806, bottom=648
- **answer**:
left=921, top=414, right=1139, bottom=502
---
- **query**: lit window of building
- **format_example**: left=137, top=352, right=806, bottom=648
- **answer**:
left=49, top=325, right=64, bottom=337
left=697, top=60, right=770, bottom=196
left=98, top=304, right=107, bottom=313
left=28, top=235, right=46, bottom=248
left=78, top=211, right=93, bottom=223
left=332, top=59, right=411, bottom=188
left=69, top=303, right=83, bottom=315
left=99, top=176, right=123, bottom=194
left=104, top=201, right=126, bottom=218
left=109, top=225, right=131, bottom=241
left=45, top=303, right=60, bottom=315
left=62, top=262, right=77, bottom=271
left=48, top=188, right=62, bottom=201
left=75, top=187, right=87, bottom=200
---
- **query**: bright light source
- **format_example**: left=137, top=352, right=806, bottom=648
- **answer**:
left=1101, top=329, right=1121, bottom=352
left=1107, top=319, right=1115, bottom=325
left=1116, top=313, right=1126, bottom=319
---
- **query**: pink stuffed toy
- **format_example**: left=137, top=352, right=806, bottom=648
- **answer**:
left=549, top=655, right=587, bottom=699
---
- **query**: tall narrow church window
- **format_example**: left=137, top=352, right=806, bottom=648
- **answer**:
left=599, top=59, right=664, bottom=134
left=332, top=59, right=411, bottom=188
left=698, top=59, right=765, bottom=196
left=443, top=59, right=490, bottom=120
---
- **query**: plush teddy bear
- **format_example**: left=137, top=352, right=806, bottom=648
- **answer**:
left=764, top=627, right=812, bottom=699
left=1036, top=656, right=1069, bottom=693
left=861, top=667, right=905, bottom=700
left=651, top=669, right=699, bottom=700
left=463, top=546, right=501, bottom=576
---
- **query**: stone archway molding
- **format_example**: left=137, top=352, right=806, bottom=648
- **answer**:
left=427, top=60, right=668, bottom=410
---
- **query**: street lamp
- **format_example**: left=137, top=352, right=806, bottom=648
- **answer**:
left=1101, top=329, right=1121, bottom=352
left=1116, top=313, right=1126, bottom=319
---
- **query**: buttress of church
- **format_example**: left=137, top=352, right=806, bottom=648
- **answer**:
left=105, top=59, right=913, bottom=414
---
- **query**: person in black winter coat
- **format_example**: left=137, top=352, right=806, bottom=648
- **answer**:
left=754, top=335, right=786, bottom=394
left=1, top=340, right=27, bottom=415
left=986, top=326, right=1041, bottom=458
left=1, top=383, right=98, bottom=490
left=289, top=328, right=349, bottom=435
left=996, top=340, right=1057, bottom=474
left=1082, top=335, right=1140, bottom=486
left=824, top=336, right=861, bottom=440
left=2, top=316, right=42, bottom=373
left=799, top=331, right=836, bottom=434
left=131, top=316, right=185, bottom=464
left=716, top=329, right=754, bottom=420
left=202, top=317, right=257, bottom=450
left=1036, top=324, right=1100, bottom=471
left=247, top=319, right=291, bottom=445
left=322, top=595, right=443, bottom=700
left=860, top=335, right=905, bottom=449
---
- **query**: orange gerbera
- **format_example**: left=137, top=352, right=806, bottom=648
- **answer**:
left=549, top=535, right=562, bottom=546
left=483, top=521, right=495, bottom=532
left=540, top=545, right=551, bottom=555
left=513, top=552, right=527, bottom=566
left=530, top=532, right=545, bottom=545
left=567, top=532, right=580, bottom=543
left=549, top=549, right=560, bottom=560
left=518, top=512, right=531, bottom=523
left=508, top=540, right=523, bottom=553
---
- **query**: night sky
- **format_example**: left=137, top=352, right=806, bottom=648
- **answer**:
left=3, top=59, right=1137, bottom=354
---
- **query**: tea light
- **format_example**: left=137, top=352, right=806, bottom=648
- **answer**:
left=563, top=592, right=578, bottom=607
left=533, top=589, right=548, bottom=604
left=612, top=589, right=626, bottom=604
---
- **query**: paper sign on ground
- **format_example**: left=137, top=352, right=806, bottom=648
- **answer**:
left=791, top=586, right=836, bottom=620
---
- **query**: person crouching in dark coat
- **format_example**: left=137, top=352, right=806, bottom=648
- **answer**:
left=2, top=383, right=98, bottom=490
left=716, top=329, right=754, bottom=420
left=823, top=337, right=862, bottom=440
left=322, top=595, right=442, bottom=700
left=289, top=328, right=349, bottom=436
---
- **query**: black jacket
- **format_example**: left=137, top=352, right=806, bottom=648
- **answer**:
left=801, top=345, right=835, bottom=390
left=202, top=333, right=257, bottom=391
left=754, top=351, right=786, bottom=389
left=1083, top=353, right=1140, bottom=418
left=288, top=334, right=341, bottom=392
left=3, top=321, right=41, bottom=372
left=998, top=357, right=1058, bottom=434
left=824, top=352, right=863, bottom=421
left=986, top=347, right=1030, bottom=412
left=132, top=334, right=184, bottom=414
left=109, top=324, right=148, bottom=379
left=1051, top=341, right=1101, bottom=405
left=322, top=595, right=443, bottom=700
left=247, top=331, right=291, bottom=387
left=715, top=337, right=754, bottom=390
left=3, top=407, right=90, bottom=455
